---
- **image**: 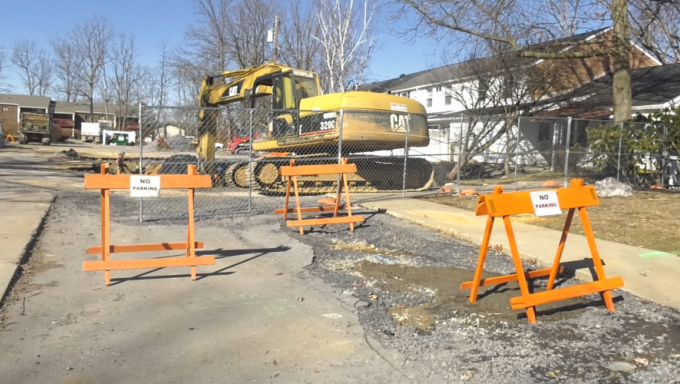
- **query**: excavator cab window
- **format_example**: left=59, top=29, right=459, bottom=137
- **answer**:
left=272, top=74, right=296, bottom=111
left=292, top=75, right=319, bottom=107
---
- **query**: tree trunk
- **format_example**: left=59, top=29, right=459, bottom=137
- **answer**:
left=447, top=154, right=467, bottom=180
left=612, top=0, right=632, bottom=122
left=504, top=117, right=513, bottom=175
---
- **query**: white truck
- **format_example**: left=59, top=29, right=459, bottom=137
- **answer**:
left=81, top=121, right=113, bottom=143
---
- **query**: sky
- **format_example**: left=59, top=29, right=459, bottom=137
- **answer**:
left=0, top=0, right=443, bottom=92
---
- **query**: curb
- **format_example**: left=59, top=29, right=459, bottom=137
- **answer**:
left=0, top=195, right=55, bottom=309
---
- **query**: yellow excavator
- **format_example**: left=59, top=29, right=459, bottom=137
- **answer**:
left=198, top=62, right=433, bottom=194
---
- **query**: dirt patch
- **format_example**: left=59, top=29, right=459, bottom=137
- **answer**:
left=423, top=190, right=680, bottom=253
left=355, top=261, right=587, bottom=332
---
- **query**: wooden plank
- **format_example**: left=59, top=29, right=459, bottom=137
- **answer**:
left=461, top=267, right=564, bottom=290
left=503, top=215, right=537, bottom=323
left=275, top=206, right=346, bottom=214
left=84, top=174, right=212, bottom=190
left=83, top=256, right=215, bottom=271
left=279, top=164, right=357, bottom=177
left=286, top=215, right=365, bottom=227
left=578, top=205, right=616, bottom=311
left=86, top=242, right=204, bottom=255
left=475, top=184, right=600, bottom=217
left=509, top=276, right=623, bottom=310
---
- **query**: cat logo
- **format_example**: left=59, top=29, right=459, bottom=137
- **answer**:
left=389, top=114, right=409, bottom=132
left=227, top=85, right=239, bottom=97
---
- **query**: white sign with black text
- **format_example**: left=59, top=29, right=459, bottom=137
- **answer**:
left=529, top=190, right=562, bottom=216
left=130, top=176, right=161, bottom=198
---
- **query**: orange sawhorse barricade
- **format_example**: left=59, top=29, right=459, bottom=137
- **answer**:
left=83, top=163, right=215, bottom=285
left=461, top=179, right=624, bottom=323
left=274, top=158, right=365, bottom=234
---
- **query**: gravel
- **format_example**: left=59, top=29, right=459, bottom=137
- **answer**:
left=55, top=191, right=680, bottom=383
left=283, top=212, right=680, bottom=383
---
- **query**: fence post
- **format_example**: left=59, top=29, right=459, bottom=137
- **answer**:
left=457, top=115, right=464, bottom=194
left=402, top=113, right=410, bottom=198
left=248, top=109, right=253, bottom=212
left=139, top=102, right=143, bottom=222
left=564, top=117, right=572, bottom=187
left=662, top=124, right=667, bottom=188
left=617, top=122, right=623, bottom=181
left=337, top=110, right=344, bottom=162
left=514, top=117, right=521, bottom=190
left=336, top=110, right=344, bottom=197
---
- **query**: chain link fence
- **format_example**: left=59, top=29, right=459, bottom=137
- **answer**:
left=133, top=105, right=677, bottom=221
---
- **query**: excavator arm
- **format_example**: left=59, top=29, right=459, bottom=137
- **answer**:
left=197, top=62, right=293, bottom=163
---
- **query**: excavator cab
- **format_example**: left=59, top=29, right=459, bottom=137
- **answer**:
left=251, top=70, right=321, bottom=138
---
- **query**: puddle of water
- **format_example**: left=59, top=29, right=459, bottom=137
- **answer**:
left=356, top=261, right=588, bottom=332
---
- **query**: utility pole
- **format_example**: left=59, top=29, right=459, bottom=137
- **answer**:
left=272, top=16, right=279, bottom=63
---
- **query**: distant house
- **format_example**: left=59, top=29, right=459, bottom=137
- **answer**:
left=0, top=94, right=140, bottom=140
left=0, top=94, right=52, bottom=136
left=155, top=125, right=186, bottom=138
left=361, top=28, right=661, bottom=116
left=53, top=101, right=139, bottom=139
left=360, top=28, right=665, bottom=168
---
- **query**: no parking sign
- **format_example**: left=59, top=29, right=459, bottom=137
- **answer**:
left=130, top=176, right=161, bottom=197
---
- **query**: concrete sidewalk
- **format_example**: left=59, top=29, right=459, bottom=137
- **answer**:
left=361, top=199, right=680, bottom=310
left=0, top=189, right=54, bottom=304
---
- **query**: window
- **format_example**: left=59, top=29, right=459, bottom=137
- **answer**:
left=478, top=81, right=488, bottom=101
left=538, top=123, right=551, bottom=142
left=1, top=106, right=8, bottom=112
left=427, top=98, right=432, bottom=107
left=272, top=74, right=296, bottom=110
left=502, top=75, right=515, bottom=100
left=445, top=95, right=451, bottom=105
left=436, top=86, right=442, bottom=92
left=427, top=88, right=433, bottom=97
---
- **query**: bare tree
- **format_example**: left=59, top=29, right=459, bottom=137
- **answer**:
left=179, top=0, right=232, bottom=74
left=279, top=0, right=323, bottom=71
left=0, top=46, right=12, bottom=93
left=170, top=63, right=204, bottom=106
left=224, top=0, right=276, bottom=68
left=70, top=17, right=114, bottom=122
left=50, top=36, right=83, bottom=102
left=108, top=33, right=142, bottom=129
left=536, top=0, right=593, bottom=38
left=172, top=0, right=276, bottom=108
left=157, top=41, right=171, bottom=108
left=628, top=0, right=680, bottom=64
left=155, top=41, right=172, bottom=126
left=11, top=39, right=52, bottom=96
left=315, top=0, right=377, bottom=93
left=436, top=44, right=562, bottom=179
left=395, top=0, right=634, bottom=122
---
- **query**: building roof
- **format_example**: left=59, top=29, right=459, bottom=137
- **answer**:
left=540, top=63, right=680, bottom=117
left=427, top=63, right=680, bottom=119
left=0, top=94, right=51, bottom=109
left=54, top=101, right=138, bottom=117
left=359, top=28, right=613, bottom=93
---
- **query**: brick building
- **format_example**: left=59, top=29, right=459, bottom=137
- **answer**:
left=360, top=28, right=661, bottom=115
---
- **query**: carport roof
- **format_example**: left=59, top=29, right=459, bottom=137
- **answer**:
left=0, top=94, right=51, bottom=109
left=54, top=101, right=138, bottom=117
